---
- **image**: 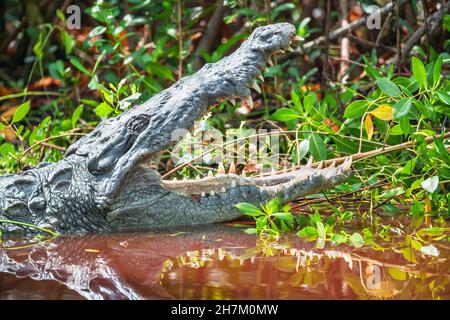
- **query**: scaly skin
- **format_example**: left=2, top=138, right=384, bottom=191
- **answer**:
left=0, top=23, right=352, bottom=234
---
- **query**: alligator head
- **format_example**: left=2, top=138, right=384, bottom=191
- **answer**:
left=0, top=23, right=353, bottom=234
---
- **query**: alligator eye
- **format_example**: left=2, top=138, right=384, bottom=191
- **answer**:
left=127, top=115, right=150, bottom=135
left=5, top=202, right=31, bottom=220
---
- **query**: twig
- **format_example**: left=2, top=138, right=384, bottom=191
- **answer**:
left=40, top=142, right=66, bottom=152
left=391, top=1, right=450, bottom=64
left=192, top=0, right=225, bottom=71
left=322, top=0, right=331, bottom=91
left=18, top=132, right=86, bottom=169
left=420, top=0, right=431, bottom=62
left=338, top=0, right=350, bottom=84
left=177, top=0, right=183, bottom=80
left=395, top=0, right=401, bottom=74
left=298, top=132, right=450, bottom=171
left=0, top=91, right=63, bottom=102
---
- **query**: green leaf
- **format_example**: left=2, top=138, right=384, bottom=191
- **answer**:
left=272, top=108, right=300, bottom=122
left=291, top=90, right=303, bottom=113
left=94, top=102, right=114, bottom=117
left=376, top=78, right=402, bottom=98
left=297, top=226, right=318, bottom=238
left=12, top=101, right=31, bottom=124
left=89, top=26, right=107, bottom=37
left=244, top=228, right=257, bottom=234
left=235, top=202, right=262, bottom=217
left=303, top=94, right=313, bottom=113
left=70, top=57, right=91, bottom=76
left=433, top=54, right=443, bottom=86
left=331, top=233, right=347, bottom=244
left=400, top=116, right=410, bottom=134
left=421, top=176, right=439, bottom=193
left=71, top=105, right=84, bottom=128
left=421, top=244, right=439, bottom=257
left=393, top=98, right=412, bottom=120
left=308, top=134, right=327, bottom=160
left=298, top=139, right=309, bottom=161
left=145, top=61, right=174, bottom=81
left=316, top=222, right=325, bottom=238
left=60, top=30, right=73, bottom=55
left=437, top=91, right=450, bottom=105
left=388, top=268, right=407, bottom=281
left=0, top=142, right=15, bottom=157
left=343, top=100, right=368, bottom=118
left=272, top=212, right=293, bottom=221
left=412, top=56, right=427, bottom=89
left=350, top=232, right=364, bottom=248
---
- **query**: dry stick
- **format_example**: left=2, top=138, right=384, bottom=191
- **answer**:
left=40, top=142, right=66, bottom=152
left=391, top=1, right=450, bottom=65
left=177, top=0, right=183, bottom=80
left=192, top=0, right=225, bottom=71
left=296, top=132, right=450, bottom=171
left=17, top=132, right=86, bottom=169
left=279, top=1, right=399, bottom=64
left=303, top=1, right=396, bottom=50
left=338, top=0, right=350, bottom=85
left=322, top=0, right=331, bottom=92
left=420, top=0, right=431, bottom=62
left=395, top=0, right=401, bottom=74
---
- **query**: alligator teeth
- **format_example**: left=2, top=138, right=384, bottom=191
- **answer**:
left=267, top=56, right=274, bottom=66
left=329, top=160, right=336, bottom=168
left=230, top=98, right=236, bottom=105
left=263, top=183, right=267, bottom=188
left=287, top=47, right=294, bottom=52
left=317, top=161, right=324, bottom=169
left=274, top=49, right=285, bottom=54
left=306, top=156, right=313, bottom=168
left=241, top=169, right=247, bottom=177
left=210, top=191, right=215, bottom=196
left=229, top=162, right=236, bottom=174
left=293, top=35, right=304, bottom=42
left=252, top=82, right=261, bottom=94
left=245, top=96, right=254, bottom=109
left=201, top=192, right=206, bottom=197
left=258, top=73, right=264, bottom=82
left=218, top=162, right=225, bottom=174
left=342, top=156, right=353, bottom=170
left=231, top=181, right=237, bottom=188
left=173, top=177, right=178, bottom=181
left=221, top=187, right=226, bottom=193
left=208, top=170, right=214, bottom=177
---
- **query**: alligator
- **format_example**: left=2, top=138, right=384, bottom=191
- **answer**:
left=0, top=23, right=353, bottom=234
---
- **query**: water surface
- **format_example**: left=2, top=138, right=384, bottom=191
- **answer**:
left=0, top=224, right=448, bottom=299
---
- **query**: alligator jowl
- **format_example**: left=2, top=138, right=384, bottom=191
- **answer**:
left=0, top=23, right=353, bottom=234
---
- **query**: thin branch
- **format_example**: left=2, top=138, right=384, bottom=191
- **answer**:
left=392, top=1, right=450, bottom=64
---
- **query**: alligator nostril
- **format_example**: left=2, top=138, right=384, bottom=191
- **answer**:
left=29, top=197, right=46, bottom=213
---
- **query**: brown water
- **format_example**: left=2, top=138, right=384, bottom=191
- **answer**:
left=0, top=224, right=448, bottom=300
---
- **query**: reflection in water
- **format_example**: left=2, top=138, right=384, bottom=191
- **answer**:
left=0, top=225, right=448, bottom=300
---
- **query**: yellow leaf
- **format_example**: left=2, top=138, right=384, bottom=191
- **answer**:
left=369, top=105, right=394, bottom=121
left=365, top=114, right=374, bottom=140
